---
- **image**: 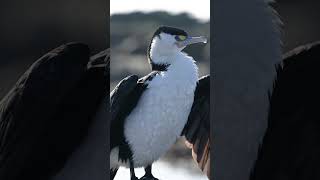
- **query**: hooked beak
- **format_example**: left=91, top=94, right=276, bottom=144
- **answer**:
left=176, top=36, right=207, bottom=48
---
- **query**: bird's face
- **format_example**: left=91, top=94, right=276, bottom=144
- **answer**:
left=148, top=26, right=207, bottom=70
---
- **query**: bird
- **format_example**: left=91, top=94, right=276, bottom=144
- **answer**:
left=0, top=43, right=110, bottom=180
left=213, top=0, right=320, bottom=180
left=110, top=26, right=209, bottom=180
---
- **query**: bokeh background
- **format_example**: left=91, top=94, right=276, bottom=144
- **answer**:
left=0, top=0, right=107, bottom=99
left=272, top=0, right=320, bottom=51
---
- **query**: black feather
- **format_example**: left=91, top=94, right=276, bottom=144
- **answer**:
left=182, top=75, right=210, bottom=173
left=250, top=41, right=320, bottom=180
left=0, top=43, right=109, bottom=180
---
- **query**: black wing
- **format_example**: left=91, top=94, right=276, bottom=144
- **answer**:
left=110, top=71, right=158, bottom=150
left=0, top=43, right=109, bottom=180
left=250, top=42, right=320, bottom=180
left=182, top=75, right=210, bottom=177
left=110, top=75, right=139, bottom=124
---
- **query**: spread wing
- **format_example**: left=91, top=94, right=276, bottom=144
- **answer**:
left=0, top=43, right=109, bottom=180
left=182, top=75, right=210, bottom=177
left=250, top=42, right=320, bottom=180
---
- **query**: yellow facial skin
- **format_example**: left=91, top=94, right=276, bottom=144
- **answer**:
left=178, top=35, right=187, bottom=41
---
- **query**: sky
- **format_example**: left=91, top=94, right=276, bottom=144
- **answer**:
left=110, top=0, right=210, bottom=21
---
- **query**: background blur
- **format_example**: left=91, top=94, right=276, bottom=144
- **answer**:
left=0, top=0, right=107, bottom=99
left=272, top=1, right=320, bottom=51
left=110, top=0, right=210, bottom=179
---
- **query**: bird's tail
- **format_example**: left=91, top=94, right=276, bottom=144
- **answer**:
left=110, top=168, right=118, bottom=180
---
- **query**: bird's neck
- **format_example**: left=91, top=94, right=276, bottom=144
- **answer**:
left=213, top=0, right=282, bottom=179
left=151, top=53, right=199, bottom=91
left=158, top=52, right=199, bottom=81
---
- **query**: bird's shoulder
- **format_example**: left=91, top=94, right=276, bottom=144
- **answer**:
left=283, top=41, right=320, bottom=61
left=110, top=70, right=160, bottom=101
left=137, top=71, right=160, bottom=84
left=110, top=75, right=139, bottom=109
left=110, top=71, right=160, bottom=122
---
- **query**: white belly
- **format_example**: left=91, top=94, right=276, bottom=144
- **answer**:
left=124, top=74, right=195, bottom=167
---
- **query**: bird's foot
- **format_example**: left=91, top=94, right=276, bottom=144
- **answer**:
left=139, top=175, right=159, bottom=180
left=131, top=176, right=139, bottom=180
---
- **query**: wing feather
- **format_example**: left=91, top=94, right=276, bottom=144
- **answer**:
left=250, top=41, right=320, bottom=180
left=110, top=75, right=139, bottom=123
left=182, top=75, right=210, bottom=177
left=0, top=43, right=109, bottom=180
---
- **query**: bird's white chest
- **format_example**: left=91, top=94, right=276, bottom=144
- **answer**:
left=124, top=66, right=197, bottom=167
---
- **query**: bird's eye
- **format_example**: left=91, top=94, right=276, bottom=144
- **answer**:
left=175, top=35, right=187, bottom=41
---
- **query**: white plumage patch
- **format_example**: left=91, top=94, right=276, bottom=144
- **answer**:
left=113, top=52, right=198, bottom=168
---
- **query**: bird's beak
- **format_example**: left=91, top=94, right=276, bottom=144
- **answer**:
left=176, top=36, right=207, bottom=48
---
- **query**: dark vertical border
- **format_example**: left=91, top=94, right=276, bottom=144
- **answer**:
left=210, top=0, right=214, bottom=179
left=106, top=0, right=110, bottom=179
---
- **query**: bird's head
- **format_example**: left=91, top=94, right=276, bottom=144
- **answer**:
left=148, top=26, right=207, bottom=71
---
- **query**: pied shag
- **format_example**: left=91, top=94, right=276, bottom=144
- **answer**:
left=213, top=0, right=320, bottom=180
left=110, top=26, right=209, bottom=180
